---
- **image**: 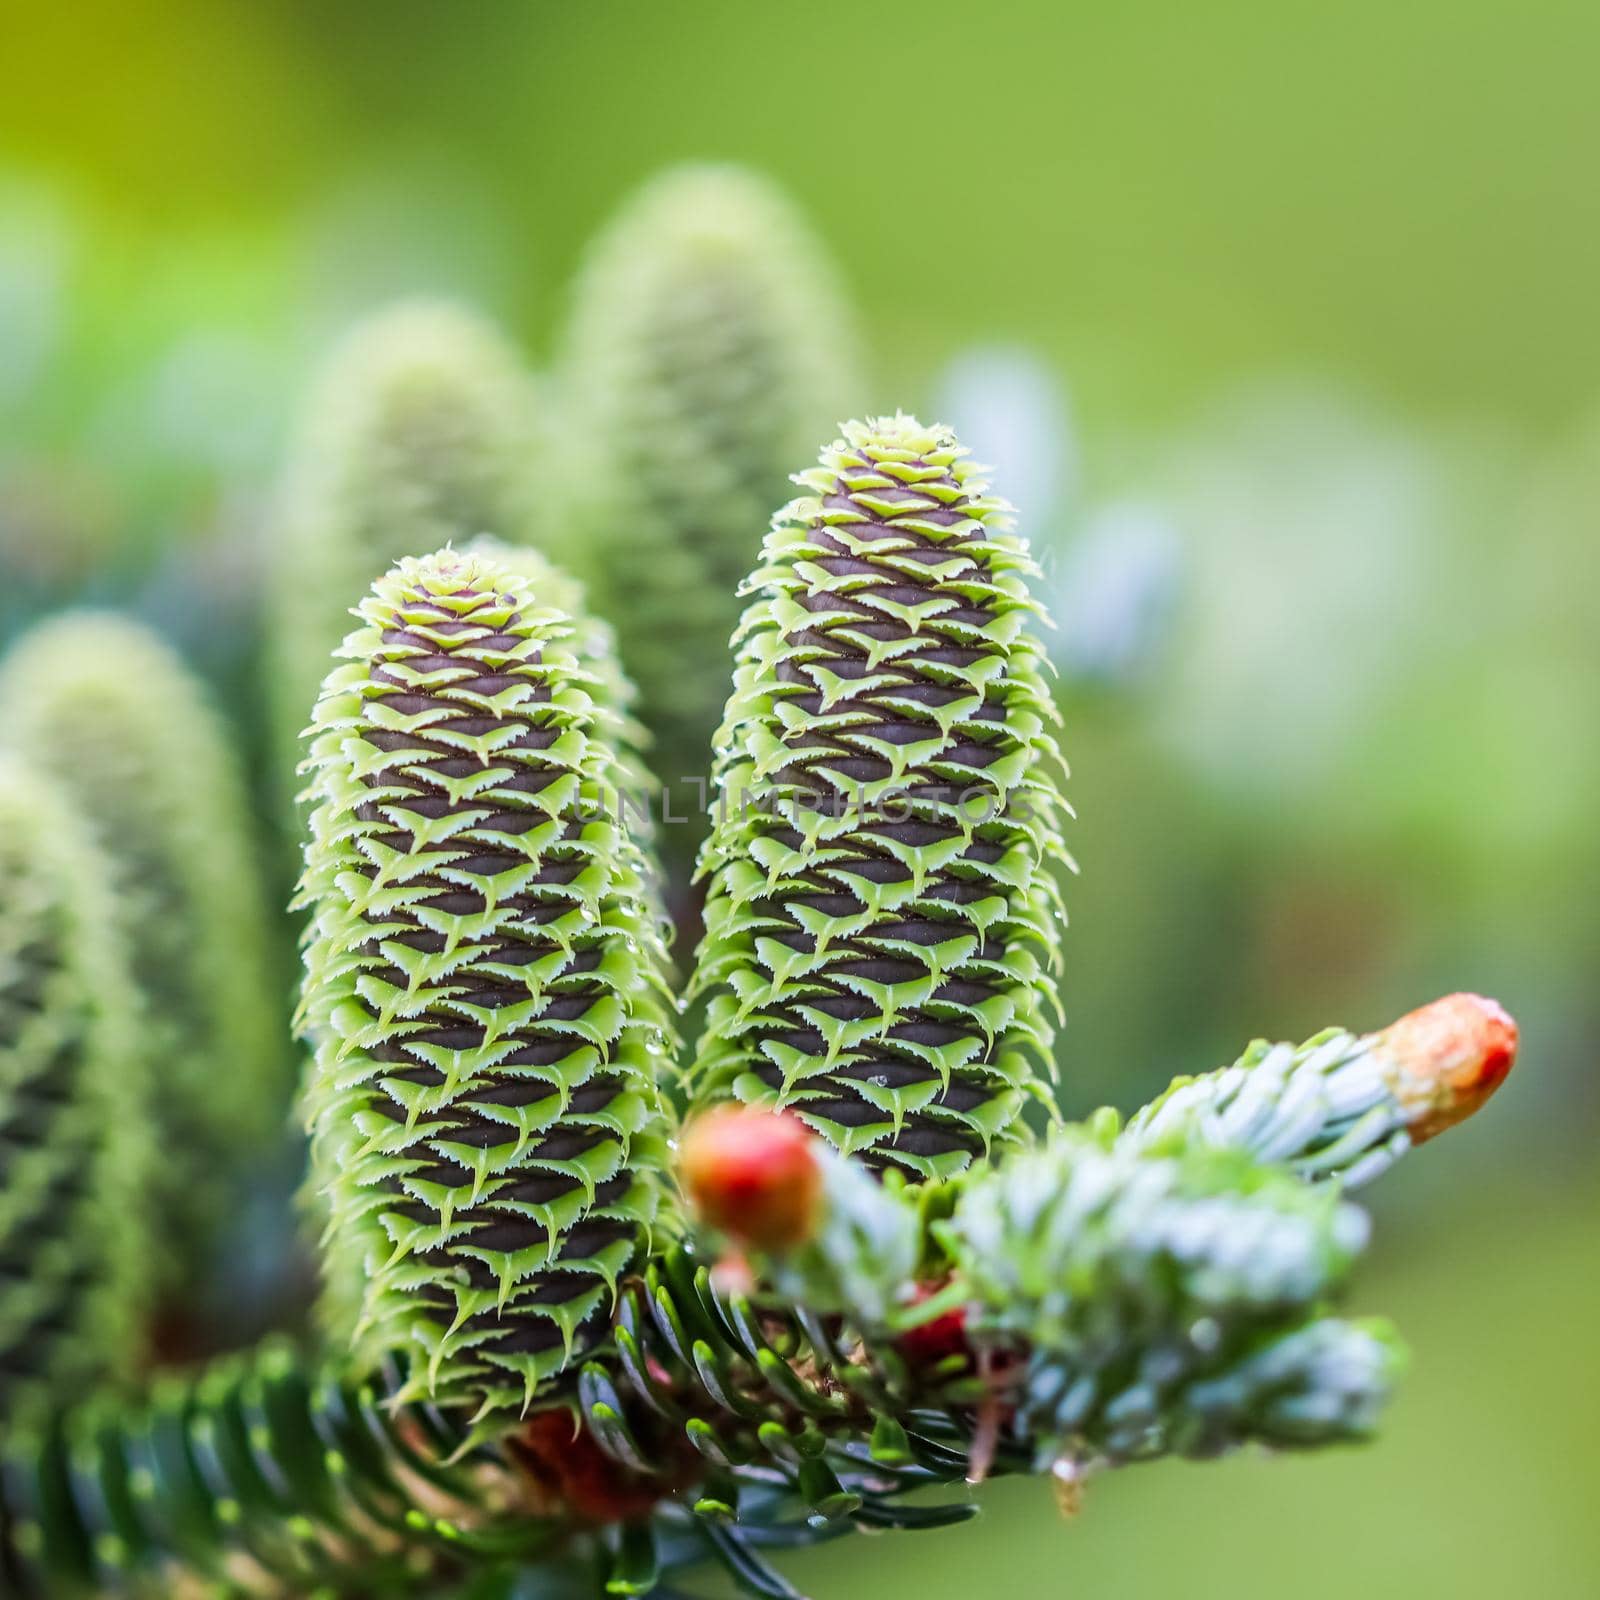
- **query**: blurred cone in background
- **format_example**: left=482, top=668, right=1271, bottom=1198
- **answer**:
left=264, top=299, right=553, bottom=825
left=557, top=165, right=865, bottom=883
left=0, top=613, right=283, bottom=1347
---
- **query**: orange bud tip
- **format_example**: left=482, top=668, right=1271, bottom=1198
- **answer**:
left=1372, top=992, right=1518, bottom=1143
left=679, top=1106, right=824, bottom=1252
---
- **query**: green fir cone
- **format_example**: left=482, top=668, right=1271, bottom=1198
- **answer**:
left=0, top=759, right=150, bottom=1425
left=560, top=165, right=863, bottom=808
left=301, top=536, right=670, bottom=1344
left=690, top=415, right=1071, bottom=1178
left=267, top=301, right=548, bottom=798
left=295, top=547, right=677, bottom=1416
left=0, top=612, right=281, bottom=1283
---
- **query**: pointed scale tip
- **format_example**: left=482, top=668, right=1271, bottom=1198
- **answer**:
left=844, top=412, right=953, bottom=452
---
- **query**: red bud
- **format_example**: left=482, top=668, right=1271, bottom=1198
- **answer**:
left=895, top=1280, right=972, bottom=1371
left=680, top=1106, right=823, bottom=1252
left=512, top=1410, right=663, bottom=1525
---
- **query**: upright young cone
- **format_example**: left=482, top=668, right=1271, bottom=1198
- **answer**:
left=299, top=535, right=671, bottom=1344
left=691, top=416, right=1071, bottom=1178
left=561, top=165, right=863, bottom=812
left=0, top=760, right=149, bottom=1423
left=296, top=547, right=677, bottom=1414
left=0, top=612, right=281, bottom=1283
left=267, top=301, right=548, bottom=794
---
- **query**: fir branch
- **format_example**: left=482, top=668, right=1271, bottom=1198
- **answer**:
left=706, top=997, right=1517, bottom=1323
left=677, top=995, right=1513, bottom=1493
left=0, top=997, right=1515, bottom=1598
left=1, top=1340, right=552, bottom=1597
left=1123, top=992, right=1519, bottom=1181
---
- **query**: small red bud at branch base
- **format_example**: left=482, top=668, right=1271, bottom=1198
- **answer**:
left=894, top=1280, right=973, bottom=1373
left=511, top=1410, right=667, bottom=1526
left=680, top=1106, right=825, bottom=1251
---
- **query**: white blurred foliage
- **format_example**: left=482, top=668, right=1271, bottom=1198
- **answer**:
left=1151, top=382, right=1468, bottom=800
left=935, top=344, right=1078, bottom=534
left=1465, top=403, right=1600, bottom=846
left=935, top=344, right=1182, bottom=687
left=1049, top=499, right=1181, bottom=687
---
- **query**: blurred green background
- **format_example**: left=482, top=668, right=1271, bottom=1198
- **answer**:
left=2, top=2, right=1596, bottom=1595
